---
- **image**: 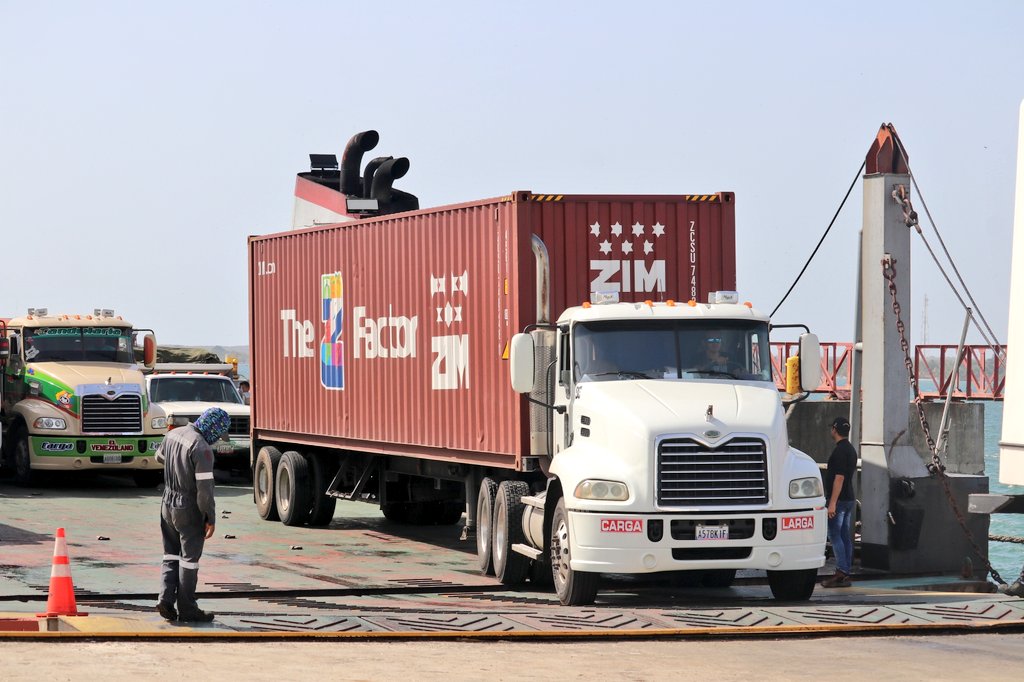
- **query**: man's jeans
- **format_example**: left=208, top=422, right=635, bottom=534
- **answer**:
left=828, top=499, right=856, bottom=575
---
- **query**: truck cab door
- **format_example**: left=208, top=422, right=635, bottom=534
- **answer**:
left=552, top=327, right=572, bottom=454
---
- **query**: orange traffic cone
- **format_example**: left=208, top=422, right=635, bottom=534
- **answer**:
left=36, top=528, right=87, bottom=617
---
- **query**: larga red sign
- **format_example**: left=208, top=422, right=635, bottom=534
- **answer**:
left=601, top=518, right=643, bottom=533
left=781, top=515, right=814, bottom=530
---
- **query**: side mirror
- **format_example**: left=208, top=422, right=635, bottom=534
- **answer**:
left=797, top=333, right=821, bottom=391
left=9, top=335, right=20, bottom=359
left=509, top=333, right=536, bottom=394
left=143, top=334, right=157, bottom=369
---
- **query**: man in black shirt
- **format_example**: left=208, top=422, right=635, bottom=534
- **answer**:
left=822, top=416, right=857, bottom=588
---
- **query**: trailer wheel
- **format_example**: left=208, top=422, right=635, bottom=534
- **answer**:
left=382, top=502, right=413, bottom=524
left=428, top=500, right=465, bottom=526
left=492, top=479, right=530, bottom=585
left=13, top=433, right=36, bottom=487
left=276, top=450, right=312, bottom=526
left=767, top=568, right=817, bottom=601
left=476, top=477, right=498, bottom=575
left=254, top=446, right=282, bottom=521
left=306, top=453, right=337, bottom=527
left=550, top=496, right=599, bottom=605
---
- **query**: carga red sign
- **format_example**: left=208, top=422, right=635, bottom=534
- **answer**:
left=781, top=515, right=814, bottom=530
left=601, top=518, right=643, bottom=533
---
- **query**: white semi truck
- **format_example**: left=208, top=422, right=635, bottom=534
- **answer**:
left=501, top=291, right=826, bottom=603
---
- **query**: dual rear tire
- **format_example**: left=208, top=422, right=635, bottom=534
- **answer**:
left=254, top=446, right=336, bottom=527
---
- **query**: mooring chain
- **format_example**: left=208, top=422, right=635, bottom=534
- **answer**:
left=881, top=257, right=1006, bottom=585
left=892, top=185, right=920, bottom=231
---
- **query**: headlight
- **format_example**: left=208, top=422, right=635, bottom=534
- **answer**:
left=574, top=479, right=629, bottom=501
left=789, top=476, right=823, bottom=499
left=151, top=417, right=167, bottom=429
left=34, top=417, right=67, bottom=430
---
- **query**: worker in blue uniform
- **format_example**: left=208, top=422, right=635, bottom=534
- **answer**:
left=155, top=407, right=231, bottom=623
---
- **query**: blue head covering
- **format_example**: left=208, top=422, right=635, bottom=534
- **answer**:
left=195, top=407, right=231, bottom=444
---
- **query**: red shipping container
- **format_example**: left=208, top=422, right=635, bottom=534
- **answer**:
left=249, top=191, right=735, bottom=471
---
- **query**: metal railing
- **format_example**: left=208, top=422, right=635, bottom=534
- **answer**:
left=768, top=342, right=1006, bottom=400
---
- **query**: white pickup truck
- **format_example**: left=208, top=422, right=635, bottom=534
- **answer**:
left=146, top=371, right=250, bottom=468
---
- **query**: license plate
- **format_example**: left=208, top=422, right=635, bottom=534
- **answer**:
left=102, top=454, right=122, bottom=464
left=695, top=523, right=729, bottom=540
left=215, top=442, right=235, bottom=455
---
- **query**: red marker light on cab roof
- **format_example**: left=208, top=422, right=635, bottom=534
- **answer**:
left=582, top=302, right=591, bottom=309
left=687, top=300, right=696, bottom=307
left=744, top=301, right=753, bottom=308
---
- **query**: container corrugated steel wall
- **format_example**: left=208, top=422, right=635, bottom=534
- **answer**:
left=250, top=191, right=735, bottom=471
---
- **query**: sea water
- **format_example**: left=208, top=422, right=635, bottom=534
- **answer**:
left=984, top=401, right=1024, bottom=582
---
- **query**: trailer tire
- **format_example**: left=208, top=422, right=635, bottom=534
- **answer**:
left=476, top=477, right=499, bottom=575
left=550, top=496, right=599, bottom=605
left=767, top=568, right=817, bottom=601
left=382, top=502, right=413, bottom=524
left=254, top=446, right=282, bottom=521
left=13, top=433, right=36, bottom=487
left=306, top=452, right=337, bottom=527
left=492, top=480, right=530, bottom=586
left=276, top=450, right=312, bottom=526
left=427, top=500, right=464, bottom=526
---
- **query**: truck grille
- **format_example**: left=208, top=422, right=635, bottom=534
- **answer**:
left=229, top=416, right=249, bottom=437
left=178, top=414, right=249, bottom=437
left=81, top=394, right=143, bottom=434
left=657, top=437, right=769, bottom=506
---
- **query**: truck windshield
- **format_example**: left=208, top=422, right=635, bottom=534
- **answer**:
left=24, top=326, right=135, bottom=363
left=573, top=319, right=773, bottom=383
left=149, top=377, right=244, bottom=404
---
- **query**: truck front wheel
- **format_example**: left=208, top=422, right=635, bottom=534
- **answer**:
left=550, top=497, right=599, bottom=605
left=254, top=446, right=282, bottom=521
left=13, top=434, right=36, bottom=487
left=767, top=568, right=817, bottom=601
left=492, top=480, right=530, bottom=585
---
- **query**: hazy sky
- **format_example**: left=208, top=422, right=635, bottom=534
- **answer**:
left=1, top=1, right=1021, bottom=347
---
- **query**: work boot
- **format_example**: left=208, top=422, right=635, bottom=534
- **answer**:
left=156, top=602, right=177, bottom=621
left=821, top=570, right=850, bottom=588
left=177, top=608, right=215, bottom=623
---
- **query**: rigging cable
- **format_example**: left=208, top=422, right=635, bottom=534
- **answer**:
left=771, top=160, right=866, bottom=318
left=894, top=145, right=1005, bottom=355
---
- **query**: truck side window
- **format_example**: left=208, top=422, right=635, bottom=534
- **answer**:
left=558, top=328, right=570, bottom=386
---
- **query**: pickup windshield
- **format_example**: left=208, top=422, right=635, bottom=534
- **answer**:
left=573, top=319, right=773, bottom=383
left=24, top=326, right=135, bottom=363
left=149, top=376, right=244, bottom=404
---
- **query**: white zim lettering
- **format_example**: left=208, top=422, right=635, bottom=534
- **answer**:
left=589, top=260, right=666, bottom=294
left=353, top=306, right=418, bottom=359
left=431, top=334, right=469, bottom=390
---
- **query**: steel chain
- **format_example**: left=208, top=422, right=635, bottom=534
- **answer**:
left=881, top=257, right=1006, bottom=585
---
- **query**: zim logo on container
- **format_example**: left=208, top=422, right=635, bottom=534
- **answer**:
left=600, top=518, right=643, bottom=533
left=781, top=515, right=814, bottom=531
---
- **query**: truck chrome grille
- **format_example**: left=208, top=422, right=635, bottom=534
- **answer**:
left=177, top=414, right=249, bottom=437
left=81, top=394, right=143, bottom=434
left=229, top=416, right=249, bottom=437
left=657, top=437, right=769, bottom=506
